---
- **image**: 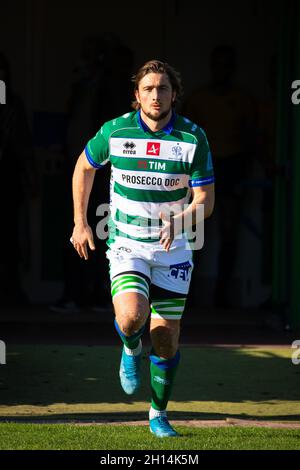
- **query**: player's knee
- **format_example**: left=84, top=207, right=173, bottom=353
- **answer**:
left=117, top=312, right=145, bottom=337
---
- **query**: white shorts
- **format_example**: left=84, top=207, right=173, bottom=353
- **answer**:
left=106, top=240, right=194, bottom=320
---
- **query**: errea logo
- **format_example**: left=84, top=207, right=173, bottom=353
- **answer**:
left=123, top=141, right=136, bottom=155
left=146, top=142, right=161, bottom=156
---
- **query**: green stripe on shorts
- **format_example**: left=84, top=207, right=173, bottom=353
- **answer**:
left=111, top=274, right=149, bottom=299
left=151, top=298, right=186, bottom=320
left=112, top=274, right=149, bottom=290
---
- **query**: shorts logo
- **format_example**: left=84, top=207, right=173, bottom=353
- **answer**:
left=138, top=160, right=148, bottom=169
left=169, top=261, right=192, bottom=281
left=146, top=142, right=161, bottom=156
left=117, top=246, right=132, bottom=253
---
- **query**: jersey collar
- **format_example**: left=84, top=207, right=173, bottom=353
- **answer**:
left=137, top=109, right=176, bottom=135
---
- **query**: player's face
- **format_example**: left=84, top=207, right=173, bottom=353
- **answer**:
left=135, top=72, right=176, bottom=122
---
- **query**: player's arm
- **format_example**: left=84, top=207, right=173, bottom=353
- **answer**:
left=71, top=151, right=97, bottom=260
left=159, top=184, right=215, bottom=252
left=185, top=183, right=215, bottom=221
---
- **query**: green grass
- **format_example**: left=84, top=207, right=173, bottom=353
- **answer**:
left=0, top=423, right=299, bottom=450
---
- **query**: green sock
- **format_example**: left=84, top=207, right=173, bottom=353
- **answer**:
left=114, top=319, right=145, bottom=350
left=149, top=350, right=180, bottom=411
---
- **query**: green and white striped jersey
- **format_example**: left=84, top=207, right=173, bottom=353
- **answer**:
left=85, top=110, right=214, bottom=249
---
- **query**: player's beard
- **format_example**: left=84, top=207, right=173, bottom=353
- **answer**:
left=142, top=104, right=172, bottom=122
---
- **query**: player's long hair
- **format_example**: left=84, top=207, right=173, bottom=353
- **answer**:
left=131, top=59, right=183, bottom=110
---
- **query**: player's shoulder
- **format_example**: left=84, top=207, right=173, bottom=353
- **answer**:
left=102, top=111, right=137, bottom=135
left=175, top=113, right=208, bottom=144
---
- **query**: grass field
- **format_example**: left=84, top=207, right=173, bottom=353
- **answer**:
left=0, top=344, right=300, bottom=449
left=0, top=423, right=300, bottom=450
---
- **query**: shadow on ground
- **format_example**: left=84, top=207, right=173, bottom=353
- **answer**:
left=0, top=345, right=299, bottom=421
left=1, top=411, right=300, bottom=424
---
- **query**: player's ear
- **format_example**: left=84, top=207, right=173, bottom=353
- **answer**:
left=172, top=91, right=176, bottom=103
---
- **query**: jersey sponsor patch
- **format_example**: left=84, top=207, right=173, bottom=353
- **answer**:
left=172, top=143, right=183, bottom=158
left=146, top=142, right=161, bottom=156
left=138, top=160, right=166, bottom=171
left=121, top=173, right=181, bottom=187
left=138, top=160, right=148, bottom=169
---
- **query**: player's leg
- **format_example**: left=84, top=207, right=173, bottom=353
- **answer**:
left=107, top=246, right=152, bottom=394
left=148, top=287, right=187, bottom=437
left=111, top=270, right=150, bottom=395
left=149, top=316, right=181, bottom=435
left=148, top=247, right=192, bottom=437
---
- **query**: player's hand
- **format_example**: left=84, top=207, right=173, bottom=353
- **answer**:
left=70, top=223, right=95, bottom=260
left=159, top=211, right=175, bottom=252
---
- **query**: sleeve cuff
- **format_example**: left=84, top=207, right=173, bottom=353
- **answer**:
left=189, top=175, right=215, bottom=187
left=85, top=145, right=104, bottom=169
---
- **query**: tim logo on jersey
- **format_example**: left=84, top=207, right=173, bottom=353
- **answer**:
left=168, top=261, right=192, bottom=282
left=146, top=142, right=161, bottom=156
left=138, top=160, right=148, bottom=169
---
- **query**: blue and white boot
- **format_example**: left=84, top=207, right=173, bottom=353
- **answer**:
left=149, top=409, right=179, bottom=438
left=119, top=341, right=142, bottom=395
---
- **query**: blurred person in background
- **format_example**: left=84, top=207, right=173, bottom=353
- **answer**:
left=0, top=51, right=37, bottom=308
left=256, top=56, right=283, bottom=307
left=50, top=34, right=134, bottom=313
left=183, top=45, right=256, bottom=308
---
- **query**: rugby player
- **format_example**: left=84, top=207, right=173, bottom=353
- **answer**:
left=70, top=60, right=215, bottom=437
